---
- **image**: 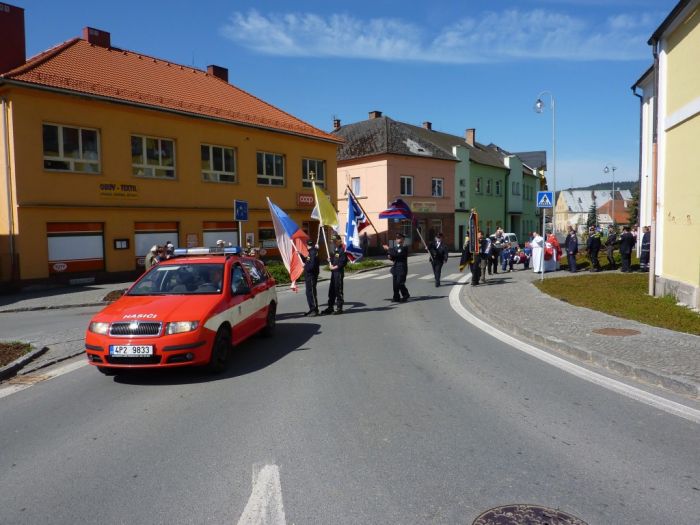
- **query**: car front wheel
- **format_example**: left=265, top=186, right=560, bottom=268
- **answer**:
left=206, top=327, right=231, bottom=374
left=261, top=302, right=276, bottom=338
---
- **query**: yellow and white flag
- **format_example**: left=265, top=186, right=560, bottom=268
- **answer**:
left=311, top=182, right=339, bottom=231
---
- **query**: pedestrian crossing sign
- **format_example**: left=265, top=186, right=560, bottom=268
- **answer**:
left=537, top=191, right=554, bottom=208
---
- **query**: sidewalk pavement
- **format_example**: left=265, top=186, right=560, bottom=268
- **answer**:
left=462, top=263, right=700, bottom=399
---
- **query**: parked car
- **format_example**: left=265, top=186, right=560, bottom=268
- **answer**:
left=84, top=247, right=277, bottom=375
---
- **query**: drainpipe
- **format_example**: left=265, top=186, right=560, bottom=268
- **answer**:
left=649, top=41, right=659, bottom=297
left=632, top=84, right=643, bottom=258
left=1, top=96, right=16, bottom=282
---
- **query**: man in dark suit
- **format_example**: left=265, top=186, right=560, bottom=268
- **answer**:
left=301, top=239, right=320, bottom=316
left=383, top=233, right=410, bottom=302
left=619, top=226, right=635, bottom=273
left=564, top=226, right=578, bottom=273
left=428, top=232, right=449, bottom=287
left=322, top=234, right=347, bottom=315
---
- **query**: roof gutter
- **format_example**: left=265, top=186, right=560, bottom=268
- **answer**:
left=648, top=40, right=660, bottom=298
left=0, top=79, right=344, bottom=145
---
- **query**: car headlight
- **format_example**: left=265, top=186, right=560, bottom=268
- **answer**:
left=89, top=322, right=110, bottom=335
left=165, top=321, right=200, bottom=335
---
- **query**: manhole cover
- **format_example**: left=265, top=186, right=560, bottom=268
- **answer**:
left=473, top=504, right=588, bottom=525
left=592, top=327, right=641, bottom=337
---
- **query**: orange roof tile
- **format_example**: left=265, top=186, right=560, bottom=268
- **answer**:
left=2, top=38, right=341, bottom=143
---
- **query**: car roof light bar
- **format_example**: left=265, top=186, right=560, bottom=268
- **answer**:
left=172, top=246, right=242, bottom=256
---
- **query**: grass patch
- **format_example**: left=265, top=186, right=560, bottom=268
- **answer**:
left=535, top=273, right=700, bottom=335
left=562, top=252, right=639, bottom=271
left=0, top=341, right=32, bottom=367
left=341, top=258, right=387, bottom=273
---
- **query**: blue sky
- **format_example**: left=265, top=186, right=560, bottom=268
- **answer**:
left=17, top=0, right=677, bottom=189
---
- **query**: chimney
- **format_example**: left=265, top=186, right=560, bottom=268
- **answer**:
left=368, top=110, right=382, bottom=119
left=0, top=3, right=26, bottom=74
left=82, top=27, right=111, bottom=48
left=333, top=118, right=341, bottom=130
left=423, top=121, right=432, bottom=130
left=465, top=128, right=475, bottom=147
left=207, top=64, right=229, bottom=82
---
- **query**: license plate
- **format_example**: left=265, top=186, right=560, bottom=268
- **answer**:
left=109, top=345, right=154, bottom=357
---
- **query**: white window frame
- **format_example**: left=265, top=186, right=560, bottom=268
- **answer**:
left=257, top=151, right=285, bottom=186
left=131, top=134, right=176, bottom=179
left=43, top=123, right=100, bottom=173
left=351, top=177, right=361, bottom=196
left=302, top=158, right=325, bottom=188
left=201, top=144, right=237, bottom=183
left=431, top=178, right=444, bottom=197
left=400, top=176, right=414, bottom=196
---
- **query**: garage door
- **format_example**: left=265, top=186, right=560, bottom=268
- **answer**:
left=202, top=221, right=238, bottom=248
left=47, top=222, right=104, bottom=274
left=134, top=222, right=178, bottom=267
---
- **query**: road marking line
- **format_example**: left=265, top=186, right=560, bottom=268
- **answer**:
left=347, top=272, right=378, bottom=280
left=372, top=274, right=393, bottom=280
left=406, top=273, right=418, bottom=279
left=445, top=273, right=462, bottom=281
left=448, top=274, right=700, bottom=424
left=418, top=274, right=433, bottom=280
left=0, top=359, right=88, bottom=399
left=236, top=464, right=286, bottom=525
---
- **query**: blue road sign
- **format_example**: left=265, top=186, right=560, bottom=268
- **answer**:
left=537, top=191, right=554, bottom=208
left=234, top=200, right=248, bottom=221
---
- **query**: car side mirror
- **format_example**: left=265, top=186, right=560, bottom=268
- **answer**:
left=232, top=283, right=251, bottom=296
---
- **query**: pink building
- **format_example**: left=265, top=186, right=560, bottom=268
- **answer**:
left=333, top=112, right=456, bottom=251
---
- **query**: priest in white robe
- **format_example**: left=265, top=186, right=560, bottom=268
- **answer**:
left=531, top=231, right=545, bottom=273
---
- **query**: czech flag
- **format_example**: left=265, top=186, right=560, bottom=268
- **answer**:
left=266, top=198, right=309, bottom=290
left=379, top=198, right=413, bottom=221
left=345, top=192, right=370, bottom=262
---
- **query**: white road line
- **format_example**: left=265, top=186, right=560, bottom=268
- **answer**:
left=0, top=359, right=88, bottom=399
left=236, top=464, right=286, bottom=525
left=418, top=274, right=434, bottom=280
left=444, top=273, right=463, bottom=281
left=406, top=273, right=418, bottom=279
left=448, top=274, right=700, bottom=424
left=347, top=272, right=378, bottom=280
left=372, top=274, right=393, bottom=280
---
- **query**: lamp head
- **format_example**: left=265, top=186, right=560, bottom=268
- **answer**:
left=534, top=98, right=545, bottom=113
left=604, top=166, right=609, bottom=174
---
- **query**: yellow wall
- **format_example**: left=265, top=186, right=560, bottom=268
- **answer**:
left=2, top=86, right=337, bottom=280
left=662, top=113, right=700, bottom=287
left=666, top=6, right=700, bottom=114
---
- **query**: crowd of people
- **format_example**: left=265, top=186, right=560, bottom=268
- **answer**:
left=143, top=241, right=175, bottom=270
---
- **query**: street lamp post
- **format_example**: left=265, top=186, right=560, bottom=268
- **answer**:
left=604, top=165, right=617, bottom=228
left=534, top=91, right=556, bottom=233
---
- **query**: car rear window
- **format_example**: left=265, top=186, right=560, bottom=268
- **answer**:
left=128, top=263, right=225, bottom=295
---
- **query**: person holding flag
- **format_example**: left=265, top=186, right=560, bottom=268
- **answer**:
left=321, top=233, right=347, bottom=315
left=383, top=232, right=410, bottom=302
left=301, top=239, right=320, bottom=316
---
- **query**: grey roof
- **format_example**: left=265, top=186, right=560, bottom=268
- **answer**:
left=334, top=116, right=456, bottom=162
left=560, top=190, right=633, bottom=213
left=513, top=151, right=547, bottom=171
left=333, top=116, right=506, bottom=169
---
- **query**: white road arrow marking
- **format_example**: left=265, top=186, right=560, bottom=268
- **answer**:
left=236, top=464, right=286, bottom=525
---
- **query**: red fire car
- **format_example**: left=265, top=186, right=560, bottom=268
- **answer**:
left=85, top=247, right=277, bottom=375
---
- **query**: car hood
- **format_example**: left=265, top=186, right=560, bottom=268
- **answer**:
left=93, top=294, right=220, bottom=323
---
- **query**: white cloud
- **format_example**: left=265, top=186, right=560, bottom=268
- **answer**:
left=220, top=9, right=656, bottom=63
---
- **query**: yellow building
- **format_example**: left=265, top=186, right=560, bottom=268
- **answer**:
left=634, top=0, right=700, bottom=309
left=0, top=4, right=341, bottom=288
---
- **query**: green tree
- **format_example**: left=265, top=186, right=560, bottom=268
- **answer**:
left=586, top=203, right=598, bottom=227
left=628, top=186, right=640, bottom=226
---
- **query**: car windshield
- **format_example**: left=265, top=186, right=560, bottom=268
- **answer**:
left=128, top=263, right=225, bottom=295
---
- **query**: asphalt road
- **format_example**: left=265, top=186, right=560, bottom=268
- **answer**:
left=1, top=261, right=699, bottom=524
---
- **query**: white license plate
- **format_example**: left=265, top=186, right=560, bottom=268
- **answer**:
left=109, top=345, right=154, bottom=357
